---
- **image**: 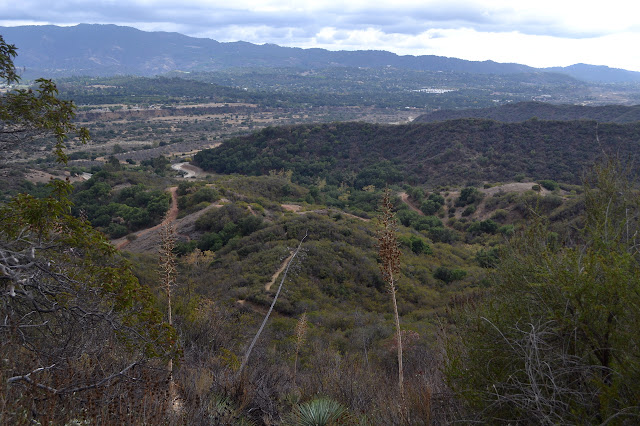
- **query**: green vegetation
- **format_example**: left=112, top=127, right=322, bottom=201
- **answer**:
left=4, top=30, right=640, bottom=425
left=445, top=160, right=640, bottom=424
left=1, top=37, right=176, bottom=424
left=194, top=120, right=640, bottom=187
left=71, top=170, right=171, bottom=238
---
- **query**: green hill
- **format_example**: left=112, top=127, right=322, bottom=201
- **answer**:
left=414, top=101, right=640, bottom=123
left=194, top=119, right=640, bottom=187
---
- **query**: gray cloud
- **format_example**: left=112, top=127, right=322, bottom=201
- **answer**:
left=0, top=0, right=620, bottom=39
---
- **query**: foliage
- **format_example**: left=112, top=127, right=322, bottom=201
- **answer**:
left=0, top=40, right=175, bottom=423
left=285, top=397, right=349, bottom=426
left=71, top=171, right=170, bottom=238
left=538, top=179, right=559, bottom=190
left=0, top=35, right=89, bottom=165
left=475, top=247, right=501, bottom=268
left=194, top=119, right=640, bottom=187
left=445, top=160, right=640, bottom=424
left=456, top=187, right=483, bottom=207
left=176, top=181, right=220, bottom=216
left=433, top=266, right=467, bottom=284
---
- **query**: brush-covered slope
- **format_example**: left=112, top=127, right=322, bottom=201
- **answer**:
left=194, top=119, right=640, bottom=187
left=414, top=102, right=640, bottom=124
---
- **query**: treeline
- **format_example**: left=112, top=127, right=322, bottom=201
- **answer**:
left=58, top=76, right=255, bottom=105
left=194, top=119, right=640, bottom=186
left=57, top=65, right=593, bottom=109
left=414, top=101, right=640, bottom=123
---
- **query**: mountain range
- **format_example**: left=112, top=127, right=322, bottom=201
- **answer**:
left=1, top=24, right=639, bottom=83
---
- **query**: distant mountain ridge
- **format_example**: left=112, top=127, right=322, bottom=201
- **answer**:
left=414, top=102, right=640, bottom=123
left=1, top=24, right=639, bottom=83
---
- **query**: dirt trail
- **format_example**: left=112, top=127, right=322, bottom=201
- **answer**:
left=265, top=251, right=295, bottom=292
left=115, top=186, right=178, bottom=250
left=399, top=192, right=424, bottom=215
left=281, top=204, right=369, bottom=222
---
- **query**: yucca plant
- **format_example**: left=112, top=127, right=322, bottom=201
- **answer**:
left=286, top=397, right=348, bottom=426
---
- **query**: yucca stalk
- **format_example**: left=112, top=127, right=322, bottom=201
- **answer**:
left=159, top=222, right=177, bottom=406
left=377, top=189, right=404, bottom=400
left=293, top=312, right=308, bottom=383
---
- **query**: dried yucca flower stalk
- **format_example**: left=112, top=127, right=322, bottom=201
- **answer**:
left=377, top=188, right=404, bottom=401
left=293, top=312, right=308, bottom=382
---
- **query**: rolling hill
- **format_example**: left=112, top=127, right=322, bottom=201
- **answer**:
left=194, top=119, right=640, bottom=187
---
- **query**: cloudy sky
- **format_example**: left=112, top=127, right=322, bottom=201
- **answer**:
left=2, top=0, right=639, bottom=71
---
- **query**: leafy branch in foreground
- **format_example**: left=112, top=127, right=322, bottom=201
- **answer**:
left=445, top=159, right=640, bottom=425
left=1, top=36, right=176, bottom=424
left=0, top=37, right=89, bottom=165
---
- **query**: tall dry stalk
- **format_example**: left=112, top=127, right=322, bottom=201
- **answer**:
left=293, top=312, right=308, bottom=383
left=377, top=189, right=404, bottom=400
left=159, top=222, right=178, bottom=407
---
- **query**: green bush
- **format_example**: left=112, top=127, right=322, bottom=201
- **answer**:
left=433, top=266, right=467, bottom=284
left=538, top=179, right=559, bottom=190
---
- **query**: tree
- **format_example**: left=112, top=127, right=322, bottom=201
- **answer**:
left=1, top=37, right=176, bottom=423
left=445, top=159, right=640, bottom=425
left=0, top=36, right=88, bottom=166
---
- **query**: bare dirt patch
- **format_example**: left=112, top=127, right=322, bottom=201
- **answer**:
left=265, top=251, right=295, bottom=292
left=481, top=182, right=550, bottom=196
left=399, top=192, right=423, bottom=215
left=24, top=169, right=87, bottom=184
left=281, top=204, right=302, bottom=212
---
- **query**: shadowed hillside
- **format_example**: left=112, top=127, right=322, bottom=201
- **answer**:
left=414, top=102, right=640, bottom=123
left=194, top=119, right=640, bottom=186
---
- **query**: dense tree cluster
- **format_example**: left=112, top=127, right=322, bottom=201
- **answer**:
left=194, top=120, right=640, bottom=187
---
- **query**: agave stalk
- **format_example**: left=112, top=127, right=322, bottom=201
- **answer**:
left=159, top=222, right=178, bottom=407
left=293, top=311, right=308, bottom=383
left=377, top=189, right=404, bottom=400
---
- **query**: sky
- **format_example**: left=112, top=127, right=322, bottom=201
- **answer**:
left=2, top=0, right=640, bottom=71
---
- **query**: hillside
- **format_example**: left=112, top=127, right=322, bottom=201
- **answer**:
left=194, top=119, right=640, bottom=187
left=414, top=101, right=640, bottom=123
